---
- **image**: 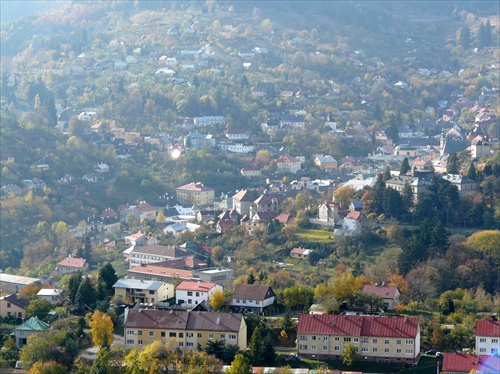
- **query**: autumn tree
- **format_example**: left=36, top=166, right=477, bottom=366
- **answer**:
left=227, top=354, right=252, bottom=374
left=89, top=310, right=114, bottom=348
left=464, top=230, right=500, bottom=264
left=30, top=360, right=66, bottom=374
left=342, top=342, right=357, bottom=366
left=210, top=289, right=225, bottom=311
left=333, top=185, right=356, bottom=208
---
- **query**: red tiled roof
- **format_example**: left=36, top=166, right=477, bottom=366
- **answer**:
left=126, top=232, right=145, bottom=241
left=57, top=257, right=87, bottom=268
left=275, top=213, right=291, bottom=224
left=134, top=202, right=155, bottom=213
left=362, top=285, right=399, bottom=299
left=476, top=320, right=500, bottom=337
left=297, top=314, right=418, bottom=338
left=276, top=154, right=300, bottom=163
left=442, top=353, right=500, bottom=374
left=100, top=208, right=118, bottom=219
left=176, top=281, right=217, bottom=292
left=291, top=247, right=310, bottom=255
left=346, top=211, right=361, bottom=220
left=127, top=264, right=193, bottom=280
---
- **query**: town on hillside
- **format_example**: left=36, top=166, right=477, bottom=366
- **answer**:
left=0, top=1, right=499, bottom=373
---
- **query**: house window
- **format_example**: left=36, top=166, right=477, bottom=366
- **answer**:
left=300, top=335, right=307, bottom=341
left=344, top=337, right=351, bottom=342
left=323, top=346, right=328, bottom=351
left=196, top=292, right=199, bottom=297
left=372, top=339, right=378, bottom=343
left=7, top=303, right=11, bottom=308
left=492, top=339, right=499, bottom=343
left=353, top=338, right=359, bottom=343
left=220, top=334, right=225, bottom=340
left=312, top=336, right=316, bottom=341
left=179, top=333, right=183, bottom=338
left=397, top=349, right=402, bottom=354
left=311, top=345, right=317, bottom=351
left=187, top=292, right=193, bottom=296
left=7, top=312, right=11, bottom=317
left=127, top=331, right=135, bottom=335
left=187, top=333, right=194, bottom=338
left=334, top=337, right=340, bottom=342
left=385, top=339, right=390, bottom=344
left=18, top=312, right=22, bottom=318
left=236, top=299, right=240, bottom=303
left=161, top=332, right=165, bottom=337
left=361, top=347, right=368, bottom=353
left=361, top=338, right=368, bottom=343
left=323, top=337, right=328, bottom=342
left=396, top=340, right=402, bottom=345
left=243, top=300, right=246, bottom=304
left=405, top=339, right=413, bottom=345
left=299, top=345, right=308, bottom=350
left=127, top=340, right=134, bottom=345
left=149, top=291, right=154, bottom=295
left=169, top=332, right=176, bottom=337
left=405, top=349, right=413, bottom=355
left=186, top=342, right=194, bottom=347
left=229, top=334, right=236, bottom=340
left=334, top=346, right=340, bottom=351
left=373, top=348, right=378, bottom=353
left=492, top=349, right=499, bottom=355
left=179, top=342, right=184, bottom=347
left=256, top=301, right=260, bottom=305
left=198, top=333, right=202, bottom=338
left=479, top=348, right=486, bottom=353
left=138, top=331, right=143, bottom=336
left=479, top=338, right=486, bottom=343
left=208, top=334, right=214, bottom=340
left=149, top=331, right=154, bottom=337
left=138, top=340, right=143, bottom=345
left=385, top=348, right=390, bottom=353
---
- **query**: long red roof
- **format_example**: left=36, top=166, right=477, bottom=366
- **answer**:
left=442, top=353, right=500, bottom=374
left=476, top=320, right=500, bottom=337
left=297, top=314, right=418, bottom=338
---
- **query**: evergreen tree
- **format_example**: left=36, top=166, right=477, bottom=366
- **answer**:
left=459, top=25, right=471, bottom=49
left=446, top=153, right=459, bottom=174
left=247, top=272, right=256, bottom=285
left=96, top=263, right=118, bottom=300
left=400, top=157, right=411, bottom=175
left=467, top=162, right=477, bottom=181
left=68, top=272, right=83, bottom=305
left=248, top=326, right=263, bottom=365
left=75, top=276, right=96, bottom=312
left=261, top=338, right=276, bottom=364
left=227, top=354, right=251, bottom=374
left=478, top=22, right=486, bottom=48
left=281, top=309, right=293, bottom=332
left=240, top=74, right=249, bottom=88
left=382, top=166, right=392, bottom=181
left=485, top=20, right=492, bottom=46
left=91, top=345, right=110, bottom=374
left=402, top=182, right=414, bottom=213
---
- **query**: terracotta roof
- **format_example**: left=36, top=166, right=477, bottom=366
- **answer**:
left=125, top=309, right=243, bottom=333
left=291, top=248, right=312, bottom=255
left=100, top=208, right=119, bottom=219
left=362, top=285, right=399, bottom=299
left=57, top=257, right=87, bottom=268
left=275, top=213, right=292, bottom=224
left=232, top=189, right=259, bottom=202
left=177, top=182, right=214, bottom=192
left=126, top=232, right=146, bottom=241
left=232, top=284, right=275, bottom=301
left=134, top=202, right=155, bottom=213
left=276, top=154, right=300, bottom=163
left=442, top=353, right=500, bottom=374
left=154, top=256, right=207, bottom=269
left=346, top=211, right=361, bottom=220
left=476, top=320, right=500, bottom=337
left=297, top=314, right=419, bottom=338
left=176, top=281, right=217, bottom=292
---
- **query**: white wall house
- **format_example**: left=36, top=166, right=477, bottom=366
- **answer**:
left=175, top=281, right=223, bottom=308
left=231, top=284, right=275, bottom=314
left=476, top=320, right=500, bottom=355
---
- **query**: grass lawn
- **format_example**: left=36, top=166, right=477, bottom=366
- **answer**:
left=297, top=229, right=333, bottom=243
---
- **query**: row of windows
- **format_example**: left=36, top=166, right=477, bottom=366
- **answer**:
left=235, top=299, right=260, bottom=304
left=479, top=348, right=499, bottom=354
left=479, top=338, right=499, bottom=343
left=299, top=335, right=413, bottom=345
left=301, top=345, right=414, bottom=355
left=127, top=330, right=236, bottom=340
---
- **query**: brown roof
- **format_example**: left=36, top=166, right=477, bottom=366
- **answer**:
left=298, top=314, right=419, bottom=338
left=57, top=257, right=87, bottom=268
left=134, top=202, right=155, bottom=213
left=275, top=213, right=292, bottom=224
left=154, top=256, right=207, bottom=270
left=125, top=309, right=243, bottom=333
left=131, top=245, right=187, bottom=258
left=276, top=154, right=300, bottom=163
left=127, top=264, right=193, bottom=280
left=232, top=189, right=259, bottom=202
left=362, top=285, right=399, bottom=299
left=0, top=294, right=29, bottom=310
left=232, top=284, right=275, bottom=301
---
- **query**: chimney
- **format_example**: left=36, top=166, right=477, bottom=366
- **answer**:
left=197, top=281, right=201, bottom=287
left=394, top=318, right=397, bottom=328
left=332, top=317, right=335, bottom=326
left=404, top=316, right=407, bottom=323
left=216, top=316, right=220, bottom=324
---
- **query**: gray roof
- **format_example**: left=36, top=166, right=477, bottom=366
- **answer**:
left=113, top=278, right=165, bottom=291
left=125, top=309, right=243, bottom=332
left=232, top=284, right=275, bottom=301
left=131, top=245, right=186, bottom=258
left=442, top=174, right=475, bottom=184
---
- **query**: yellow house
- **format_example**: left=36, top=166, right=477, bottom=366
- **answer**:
left=113, top=279, right=174, bottom=304
left=124, top=309, right=247, bottom=351
left=0, top=294, right=29, bottom=319
left=314, top=156, right=338, bottom=170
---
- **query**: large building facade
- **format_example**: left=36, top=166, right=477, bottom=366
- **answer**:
left=176, top=182, right=215, bottom=206
left=297, top=314, right=420, bottom=363
left=124, top=309, right=247, bottom=351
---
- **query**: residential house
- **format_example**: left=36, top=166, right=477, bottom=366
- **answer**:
left=297, top=314, right=420, bottom=363
left=385, top=176, right=431, bottom=203
left=175, top=281, right=223, bottom=308
left=315, top=156, right=338, bottom=170
left=251, top=193, right=284, bottom=216
left=176, top=182, right=215, bottom=206
left=337, top=211, right=362, bottom=236
left=231, top=284, right=276, bottom=314
left=241, top=211, right=277, bottom=234
left=163, top=222, right=201, bottom=236
left=0, top=294, right=29, bottom=318
left=226, top=129, right=250, bottom=140
left=184, top=132, right=215, bottom=149
left=276, top=154, right=301, bottom=173
left=56, top=257, right=88, bottom=275
left=125, top=232, right=147, bottom=247
left=394, top=145, right=418, bottom=157
left=476, top=320, right=500, bottom=355
left=1, top=184, right=22, bottom=196
left=14, top=317, right=50, bottom=347
left=83, top=173, right=98, bottom=183
left=93, top=163, right=110, bottom=173
left=349, top=200, right=363, bottom=213
left=124, top=309, right=247, bottom=351
left=318, top=202, right=340, bottom=223
left=98, top=207, right=121, bottom=233
left=471, top=138, right=491, bottom=158
left=275, top=213, right=293, bottom=226
left=36, top=288, right=63, bottom=305
left=133, top=201, right=156, bottom=222
left=442, top=353, right=499, bottom=374
left=232, top=189, right=260, bottom=216
left=241, top=168, right=262, bottom=178
left=280, top=114, right=306, bottom=130
left=113, top=278, right=173, bottom=304
left=216, top=219, right=235, bottom=234
left=290, top=248, right=313, bottom=260
left=193, top=116, right=225, bottom=127
left=0, top=273, right=41, bottom=292
left=441, top=174, right=477, bottom=197
left=128, top=245, right=188, bottom=268
left=362, top=284, right=400, bottom=311
left=218, top=139, right=254, bottom=153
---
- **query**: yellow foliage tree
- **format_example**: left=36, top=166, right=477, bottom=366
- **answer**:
left=210, top=289, right=225, bottom=311
left=464, top=230, right=500, bottom=263
left=332, top=185, right=357, bottom=209
left=89, top=310, right=114, bottom=347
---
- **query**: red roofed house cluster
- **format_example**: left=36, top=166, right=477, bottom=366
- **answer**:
left=297, top=314, right=420, bottom=363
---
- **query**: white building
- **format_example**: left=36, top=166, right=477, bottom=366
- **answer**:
left=476, top=320, right=500, bottom=355
left=218, top=140, right=254, bottom=153
left=193, top=116, right=225, bottom=127
left=231, top=284, right=275, bottom=314
left=36, top=289, right=63, bottom=305
left=175, top=281, right=222, bottom=308
left=275, top=154, right=301, bottom=173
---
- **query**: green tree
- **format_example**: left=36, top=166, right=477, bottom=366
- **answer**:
left=30, top=360, right=67, bottom=374
left=400, top=157, right=411, bottom=175
left=91, top=345, right=109, bottom=374
left=248, top=326, right=263, bottom=365
left=226, top=354, right=251, bottom=374
left=447, top=153, right=460, bottom=174
left=26, top=299, right=52, bottom=319
left=459, top=25, right=471, bottom=49
left=281, top=309, right=293, bottom=333
left=262, top=338, right=276, bottom=364
left=485, top=20, right=492, bottom=46
left=247, top=272, right=256, bottom=285
left=478, top=22, right=486, bottom=48
left=466, top=162, right=477, bottom=181
left=75, top=276, right=96, bottom=312
left=342, top=342, right=357, bottom=366
left=382, top=166, right=392, bottom=181
left=96, top=263, right=118, bottom=300
left=206, top=340, right=225, bottom=360
left=66, top=272, right=82, bottom=305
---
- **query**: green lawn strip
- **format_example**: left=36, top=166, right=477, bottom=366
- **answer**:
left=297, top=229, right=333, bottom=243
